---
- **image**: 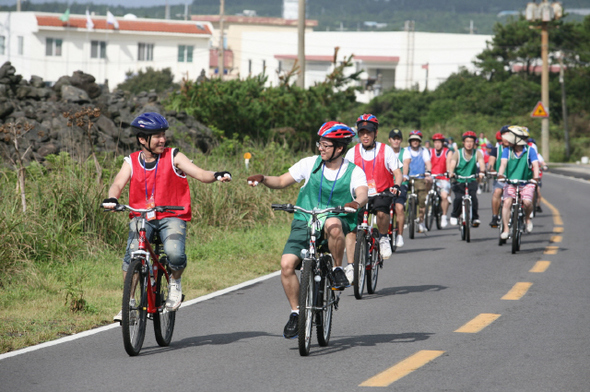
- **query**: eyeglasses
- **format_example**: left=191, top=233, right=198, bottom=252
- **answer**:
left=316, top=141, right=334, bottom=150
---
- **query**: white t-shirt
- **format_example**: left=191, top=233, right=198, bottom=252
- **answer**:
left=289, top=156, right=368, bottom=196
left=402, top=146, right=431, bottom=163
left=344, top=142, right=401, bottom=173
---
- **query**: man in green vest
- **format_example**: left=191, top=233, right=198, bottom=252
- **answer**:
left=497, top=126, right=540, bottom=239
left=448, top=131, right=486, bottom=226
left=487, top=126, right=510, bottom=227
left=247, top=121, right=368, bottom=339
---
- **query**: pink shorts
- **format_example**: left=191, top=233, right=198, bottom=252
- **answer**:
left=503, top=183, right=536, bottom=201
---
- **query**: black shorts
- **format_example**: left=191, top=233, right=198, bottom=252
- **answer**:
left=393, top=184, right=408, bottom=206
left=357, top=194, right=394, bottom=225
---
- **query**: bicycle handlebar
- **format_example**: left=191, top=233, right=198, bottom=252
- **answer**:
left=271, top=204, right=348, bottom=215
left=497, top=178, right=536, bottom=185
left=102, top=203, right=185, bottom=213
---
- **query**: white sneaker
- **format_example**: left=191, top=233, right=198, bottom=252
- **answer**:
left=379, top=236, right=392, bottom=259
left=417, top=222, right=427, bottom=233
left=113, top=310, right=122, bottom=323
left=344, top=264, right=354, bottom=285
left=395, top=235, right=405, bottom=248
left=441, top=215, right=448, bottom=228
left=450, top=217, right=458, bottom=226
left=477, top=187, right=482, bottom=195
left=166, top=281, right=182, bottom=311
left=501, top=231, right=509, bottom=240
left=526, top=220, right=533, bottom=233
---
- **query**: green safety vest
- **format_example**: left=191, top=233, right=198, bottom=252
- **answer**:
left=455, top=148, right=477, bottom=183
left=396, top=147, right=408, bottom=186
left=494, top=145, right=504, bottom=172
left=294, top=156, right=357, bottom=230
left=506, top=147, right=533, bottom=181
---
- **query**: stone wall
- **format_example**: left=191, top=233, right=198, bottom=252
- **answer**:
left=0, top=61, right=215, bottom=167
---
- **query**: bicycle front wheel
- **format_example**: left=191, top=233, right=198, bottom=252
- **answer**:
left=408, top=198, right=416, bottom=239
left=389, top=206, right=398, bottom=253
left=464, top=199, right=471, bottom=243
left=122, top=258, right=148, bottom=356
left=153, top=263, right=176, bottom=347
left=316, top=271, right=333, bottom=347
left=425, top=194, right=434, bottom=231
left=435, top=197, right=442, bottom=230
left=298, top=259, right=314, bottom=356
left=366, top=244, right=380, bottom=294
left=353, top=231, right=368, bottom=300
left=511, top=206, right=519, bottom=254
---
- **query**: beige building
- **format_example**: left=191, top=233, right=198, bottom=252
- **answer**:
left=190, top=15, right=317, bottom=78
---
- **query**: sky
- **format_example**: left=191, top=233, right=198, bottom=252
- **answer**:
left=0, top=0, right=190, bottom=6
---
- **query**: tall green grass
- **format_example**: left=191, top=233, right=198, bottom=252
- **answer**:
left=0, top=137, right=307, bottom=353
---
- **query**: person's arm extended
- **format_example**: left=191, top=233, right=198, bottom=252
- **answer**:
left=247, top=172, right=297, bottom=189
left=174, top=152, right=229, bottom=183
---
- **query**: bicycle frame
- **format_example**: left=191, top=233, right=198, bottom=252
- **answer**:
left=456, top=175, right=475, bottom=225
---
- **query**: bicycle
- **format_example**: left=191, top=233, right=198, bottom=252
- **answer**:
left=271, top=204, right=347, bottom=356
left=424, top=173, right=446, bottom=231
left=499, top=179, right=532, bottom=254
left=355, top=194, right=390, bottom=299
left=406, top=174, right=425, bottom=239
left=452, top=174, right=476, bottom=243
left=105, top=203, right=184, bottom=356
left=388, top=197, right=398, bottom=253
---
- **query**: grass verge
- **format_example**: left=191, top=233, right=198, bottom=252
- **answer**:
left=0, top=221, right=290, bottom=354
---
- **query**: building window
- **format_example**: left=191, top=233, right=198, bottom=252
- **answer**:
left=45, top=38, right=63, bottom=56
left=0, top=36, right=5, bottom=55
left=18, top=36, right=24, bottom=55
left=91, top=41, right=106, bottom=59
left=138, top=43, right=154, bottom=61
left=178, top=45, right=193, bottom=63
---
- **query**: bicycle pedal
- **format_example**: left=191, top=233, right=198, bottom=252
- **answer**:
left=331, top=286, right=346, bottom=291
left=181, top=294, right=186, bottom=302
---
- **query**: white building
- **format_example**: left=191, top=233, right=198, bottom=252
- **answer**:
left=0, top=12, right=212, bottom=87
left=241, top=31, right=492, bottom=102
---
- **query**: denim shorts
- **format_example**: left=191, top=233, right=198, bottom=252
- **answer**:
left=122, top=217, right=187, bottom=272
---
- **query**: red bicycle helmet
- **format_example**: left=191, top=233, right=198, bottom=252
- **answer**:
left=318, top=121, right=356, bottom=140
left=495, top=131, right=502, bottom=141
left=432, top=133, right=445, bottom=141
left=356, top=113, right=378, bottom=132
left=462, top=131, right=477, bottom=141
left=408, top=130, right=423, bottom=142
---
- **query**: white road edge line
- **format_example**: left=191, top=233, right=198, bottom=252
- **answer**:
left=0, top=270, right=281, bottom=361
left=544, top=171, right=590, bottom=185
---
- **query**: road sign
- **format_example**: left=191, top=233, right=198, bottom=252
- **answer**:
left=531, top=101, right=549, bottom=118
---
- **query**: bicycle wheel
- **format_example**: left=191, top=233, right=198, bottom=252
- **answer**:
left=389, top=206, right=398, bottom=253
left=498, top=219, right=505, bottom=246
left=316, top=271, right=333, bottom=347
left=298, top=259, right=314, bottom=356
left=408, top=198, right=416, bottom=239
left=366, top=243, right=380, bottom=294
left=353, top=231, right=368, bottom=300
left=435, top=196, right=442, bottom=230
left=153, top=262, right=176, bottom=347
left=511, top=207, right=519, bottom=254
left=465, top=199, right=471, bottom=243
left=531, top=190, right=538, bottom=218
left=122, top=257, right=148, bottom=356
left=424, top=194, right=434, bottom=231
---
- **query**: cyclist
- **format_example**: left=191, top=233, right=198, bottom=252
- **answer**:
left=487, top=127, right=510, bottom=227
left=388, top=129, right=408, bottom=247
left=429, top=133, right=451, bottom=228
left=448, top=131, right=485, bottom=227
left=497, top=126, right=540, bottom=239
left=246, top=121, right=368, bottom=339
left=103, top=112, right=232, bottom=322
left=344, top=114, right=402, bottom=267
left=402, top=130, right=432, bottom=233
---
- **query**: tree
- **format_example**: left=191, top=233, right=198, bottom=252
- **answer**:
left=116, top=67, right=179, bottom=94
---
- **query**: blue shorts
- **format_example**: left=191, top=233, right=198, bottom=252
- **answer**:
left=123, top=217, right=187, bottom=272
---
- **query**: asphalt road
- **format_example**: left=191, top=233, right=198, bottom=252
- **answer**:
left=1, top=171, right=589, bottom=392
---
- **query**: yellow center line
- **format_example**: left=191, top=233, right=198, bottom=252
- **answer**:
left=540, top=197, right=563, bottom=226
left=550, top=235, right=562, bottom=243
left=530, top=260, right=551, bottom=273
left=544, top=246, right=559, bottom=255
left=455, top=313, right=501, bottom=333
left=502, top=282, right=533, bottom=300
left=553, top=227, right=564, bottom=233
left=359, top=350, right=445, bottom=387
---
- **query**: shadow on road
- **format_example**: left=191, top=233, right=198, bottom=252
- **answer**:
left=363, top=284, right=447, bottom=299
left=299, top=332, right=434, bottom=356
left=393, top=247, right=445, bottom=254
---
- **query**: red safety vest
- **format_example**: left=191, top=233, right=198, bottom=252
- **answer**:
left=128, top=147, right=192, bottom=221
left=354, top=142, right=393, bottom=193
left=430, top=147, right=449, bottom=180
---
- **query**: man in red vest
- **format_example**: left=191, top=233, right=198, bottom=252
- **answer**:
left=103, top=112, right=231, bottom=322
left=345, top=114, right=402, bottom=275
left=429, top=133, right=451, bottom=227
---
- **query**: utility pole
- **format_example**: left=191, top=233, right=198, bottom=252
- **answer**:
left=296, top=0, right=305, bottom=88
left=558, top=53, right=570, bottom=160
left=404, top=20, right=415, bottom=89
left=17, top=0, right=21, bottom=12
left=218, top=0, right=225, bottom=80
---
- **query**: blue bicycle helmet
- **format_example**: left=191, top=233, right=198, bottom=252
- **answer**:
left=131, top=112, right=169, bottom=136
left=356, top=113, right=379, bottom=132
